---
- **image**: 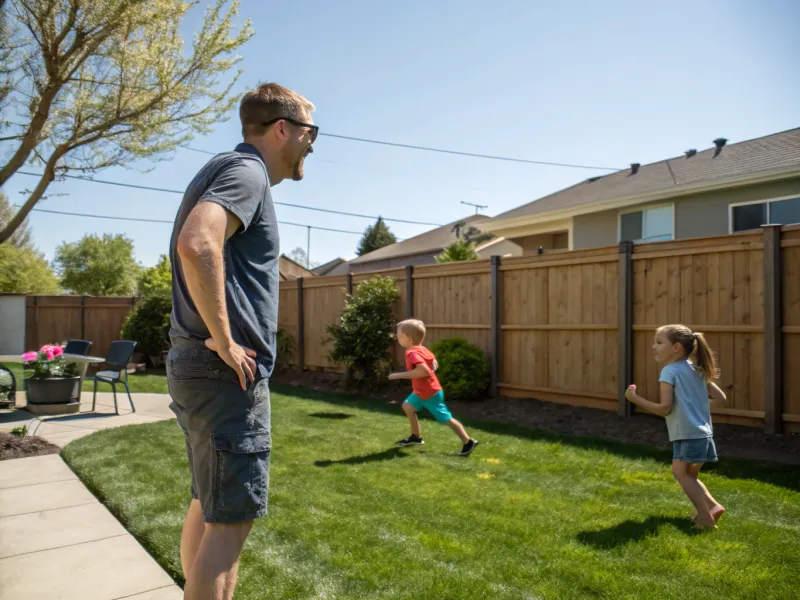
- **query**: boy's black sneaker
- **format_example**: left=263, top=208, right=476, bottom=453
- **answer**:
left=458, top=439, right=478, bottom=456
left=396, top=434, right=424, bottom=446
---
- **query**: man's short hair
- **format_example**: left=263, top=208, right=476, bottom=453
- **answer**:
left=239, top=83, right=315, bottom=138
left=397, top=319, right=426, bottom=345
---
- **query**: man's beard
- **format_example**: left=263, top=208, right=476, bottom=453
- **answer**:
left=284, top=147, right=307, bottom=181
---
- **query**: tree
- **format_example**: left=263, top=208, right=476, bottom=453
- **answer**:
left=451, top=220, right=493, bottom=245
left=0, top=0, right=253, bottom=243
left=0, top=242, right=60, bottom=293
left=288, top=246, right=319, bottom=269
left=55, top=233, right=140, bottom=295
left=0, top=190, right=32, bottom=248
left=436, top=239, right=479, bottom=263
left=356, top=217, right=397, bottom=256
left=136, top=254, right=171, bottom=298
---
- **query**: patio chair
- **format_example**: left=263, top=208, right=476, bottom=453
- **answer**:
left=90, top=340, right=138, bottom=415
left=64, top=339, right=93, bottom=356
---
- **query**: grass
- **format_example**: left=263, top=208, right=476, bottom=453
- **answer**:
left=1, top=363, right=169, bottom=394
left=61, top=386, right=800, bottom=600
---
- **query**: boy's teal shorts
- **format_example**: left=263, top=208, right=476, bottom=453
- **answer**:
left=404, top=390, right=452, bottom=423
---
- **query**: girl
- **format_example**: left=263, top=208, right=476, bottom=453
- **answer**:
left=625, top=324, right=727, bottom=529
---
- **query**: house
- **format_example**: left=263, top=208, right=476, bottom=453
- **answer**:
left=347, top=215, right=522, bottom=274
left=279, top=255, right=315, bottom=281
left=312, top=257, right=350, bottom=277
left=478, top=128, right=800, bottom=253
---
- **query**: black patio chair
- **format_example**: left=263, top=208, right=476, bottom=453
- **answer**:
left=64, top=339, right=93, bottom=356
left=89, top=340, right=138, bottom=415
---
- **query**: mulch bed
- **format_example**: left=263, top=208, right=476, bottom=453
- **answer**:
left=0, top=432, right=60, bottom=461
left=272, top=368, right=800, bottom=465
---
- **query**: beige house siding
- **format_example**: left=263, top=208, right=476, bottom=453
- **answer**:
left=511, top=232, right=569, bottom=255
left=571, top=177, right=800, bottom=249
left=476, top=238, right=523, bottom=258
left=349, top=252, right=438, bottom=274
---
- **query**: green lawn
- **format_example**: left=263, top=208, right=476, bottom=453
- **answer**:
left=61, top=386, right=800, bottom=600
left=1, top=363, right=169, bottom=394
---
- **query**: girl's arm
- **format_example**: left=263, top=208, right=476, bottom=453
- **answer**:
left=388, top=365, right=430, bottom=381
left=707, top=382, right=726, bottom=406
left=625, top=383, right=674, bottom=417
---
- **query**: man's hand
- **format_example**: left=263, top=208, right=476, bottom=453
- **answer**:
left=205, top=338, right=257, bottom=390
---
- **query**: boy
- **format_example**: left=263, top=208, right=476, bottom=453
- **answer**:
left=389, top=319, right=478, bottom=456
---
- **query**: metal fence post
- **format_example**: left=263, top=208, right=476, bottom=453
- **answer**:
left=490, top=256, right=502, bottom=399
left=618, top=241, right=633, bottom=417
left=763, top=225, right=783, bottom=434
left=297, top=277, right=305, bottom=371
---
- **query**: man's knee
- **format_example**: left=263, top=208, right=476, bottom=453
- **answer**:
left=205, top=520, right=254, bottom=544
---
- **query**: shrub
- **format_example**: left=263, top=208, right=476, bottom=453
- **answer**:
left=121, top=294, right=172, bottom=361
left=275, top=329, right=295, bottom=369
left=327, top=275, right=399, bottom=386
left=429, top=337, right=490, bottom=401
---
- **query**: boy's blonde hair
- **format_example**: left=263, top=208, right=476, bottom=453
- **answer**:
left=397, top=319, right=426, bottom=345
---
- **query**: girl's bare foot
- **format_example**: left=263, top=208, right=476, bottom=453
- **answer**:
left=710, top=504, right=725, bottom=523
left=692, top=516, right=717, bottom=530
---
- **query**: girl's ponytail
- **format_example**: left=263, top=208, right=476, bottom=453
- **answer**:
left=691, top=332, right=719, bottom=383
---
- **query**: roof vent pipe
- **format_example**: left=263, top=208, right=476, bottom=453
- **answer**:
left=630, top=163, right=640, bottom=175
left=685, top=149, right=697, bottom=158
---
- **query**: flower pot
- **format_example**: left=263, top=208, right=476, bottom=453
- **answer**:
left=26, top=377, right=81, bottom=405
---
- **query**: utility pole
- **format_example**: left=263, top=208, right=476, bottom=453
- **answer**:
left=461, top=200, right=488, bottom=214
left=306, top=226, right=311, bottom=268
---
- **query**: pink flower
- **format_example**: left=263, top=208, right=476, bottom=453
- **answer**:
left=21, top=351, right=37, bottom=362
left=52, top=346, right=64, bottom=357
left=45, top=349, right=56, bottom=361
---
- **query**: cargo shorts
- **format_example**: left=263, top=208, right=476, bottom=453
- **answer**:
left=167, top=347, right=271, bottom=523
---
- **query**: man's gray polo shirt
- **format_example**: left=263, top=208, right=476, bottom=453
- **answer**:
left=168, top=143, right=279, bottom=379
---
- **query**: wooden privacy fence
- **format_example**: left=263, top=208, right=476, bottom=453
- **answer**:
left=280, top=224, right=800, bottom=433
left=25, top=296, right=136, bottom=358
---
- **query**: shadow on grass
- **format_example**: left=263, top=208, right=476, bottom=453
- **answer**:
left=272, top=384, right=800, bottom=492
left=577, top=516, right=700, bottom=549
left=315, top=447, right=408, bottom=468
left=308, top=412, right=354, bottom=420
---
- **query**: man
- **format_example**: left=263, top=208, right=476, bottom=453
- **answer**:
left=167, top=82, right=316, bottom=600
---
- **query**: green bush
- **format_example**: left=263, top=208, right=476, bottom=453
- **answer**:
left=429, top=337, right=490, bottom=401
left=327, top=275, right=399, bottom=386
left=276, top=329, right=295, bottom=369
left=121, top=294, right=172, bottom=360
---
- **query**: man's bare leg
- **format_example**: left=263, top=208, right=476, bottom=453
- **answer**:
left=181, top=500, right=206, bottom=582
left=184, top=520, right=253, bottom=600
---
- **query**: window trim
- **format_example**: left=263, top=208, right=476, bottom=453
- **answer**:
left=617, top=202, right=675, bottom=244
left=728, top=194, right=800, bottom=233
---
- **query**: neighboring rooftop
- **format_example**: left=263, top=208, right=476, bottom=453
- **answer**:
left=312, top=257, right=349, bottom=277
left=350, top=214, right=490, bottom=264
left=491, top=128, right=800, bottom=222
left=279, top=254, right=315, bottom=281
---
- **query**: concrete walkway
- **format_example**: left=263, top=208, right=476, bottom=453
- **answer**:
left=0, top=392, right=183, bottom=599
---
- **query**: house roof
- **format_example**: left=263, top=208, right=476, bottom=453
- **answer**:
left=349, top=214, right=489, bottom=264
left=312, top=257, right=348, bottom=276
left=488, top=128, right=800, bottom=225
left=279, top=255, right=315, bottom=281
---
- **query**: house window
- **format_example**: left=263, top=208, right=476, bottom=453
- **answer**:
left=731, top=197, right=800, bottom=232
left=620, top=205, right=673, bottom=243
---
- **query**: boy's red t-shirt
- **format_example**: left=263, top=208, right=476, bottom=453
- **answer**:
left=405, top=345, right=442, bottom=400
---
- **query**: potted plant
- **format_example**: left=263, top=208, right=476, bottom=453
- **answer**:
left=21, top=344, right=81, bottom=405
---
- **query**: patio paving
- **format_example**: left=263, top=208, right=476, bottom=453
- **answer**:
left=0, top=391, right=175, bottom=448
left=0, top=393, right=183, bottom=599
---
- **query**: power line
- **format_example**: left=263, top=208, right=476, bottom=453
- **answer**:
left=317, top=134, right=620, bottom=171
left=15, top=170, right=441, bottom=227
left=16, top=205, right=364, bottom=235
left=185, top=139, right=619, bottom=172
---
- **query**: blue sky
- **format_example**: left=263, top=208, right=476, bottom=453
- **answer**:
left=3, top=0, right=799, bottom=267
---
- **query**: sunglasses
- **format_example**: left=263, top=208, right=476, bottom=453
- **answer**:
left=263, top=117, right=319, bottom=143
